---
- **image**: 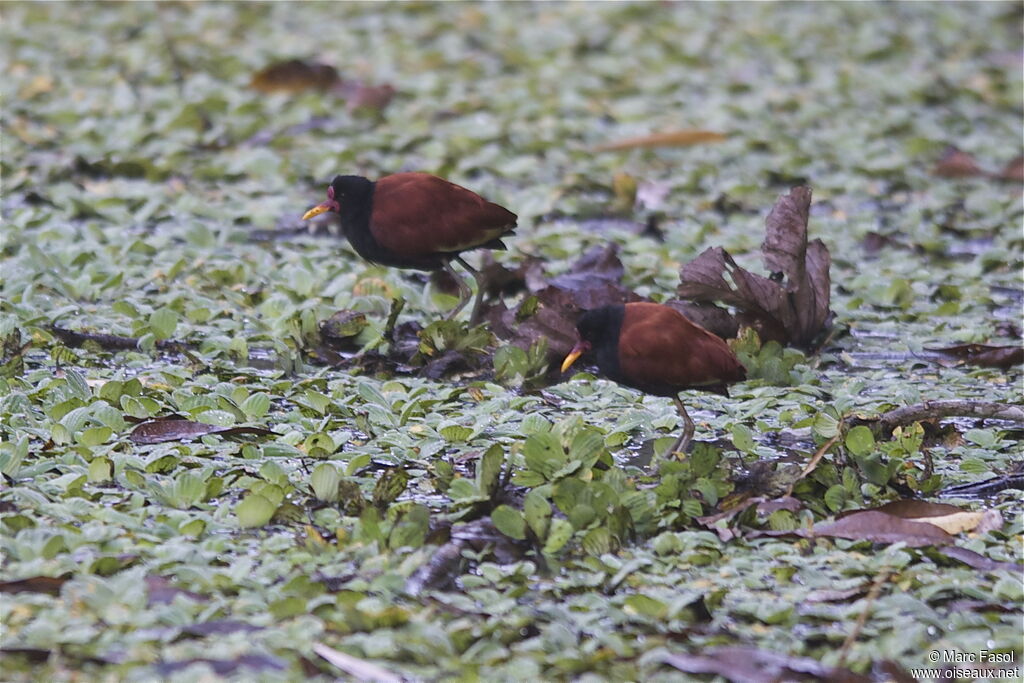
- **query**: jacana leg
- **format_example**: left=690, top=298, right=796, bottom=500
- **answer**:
left=455, top=255, right=487, bottom=324
left=442, top=259, right=473, bottom=321
left=667, top=395, right=696, bottom=456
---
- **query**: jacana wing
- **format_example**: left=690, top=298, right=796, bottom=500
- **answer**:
left=617, top=303, right=746, bottom=395
left=370, top=173, right=516, bottom=258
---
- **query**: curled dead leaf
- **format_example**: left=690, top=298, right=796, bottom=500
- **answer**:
left=594, top=129, right=727, bottom=152
left=488, top=244, right=642, bottom=361
left=663, top=300, right=739, bottom=340
left=677, top=187, right=832, bottom=349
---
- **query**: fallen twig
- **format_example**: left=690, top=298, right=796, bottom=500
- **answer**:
left=784, top=430, right=842, bottom=498
left=871, top=400, right=1024, bottom=437
left=50, top=326, right=190, bottom=353
left=837, top=568, right=892, bottom=667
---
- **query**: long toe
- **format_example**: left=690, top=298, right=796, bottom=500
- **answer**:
left=665, top=431, right=693, bottom=458
left=442, top=261, right=473, bottom=321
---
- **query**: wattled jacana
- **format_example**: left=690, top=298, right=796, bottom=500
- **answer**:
left=301, top=172, right=517, bottom=323
left=561, top=302, right=746, bottom=455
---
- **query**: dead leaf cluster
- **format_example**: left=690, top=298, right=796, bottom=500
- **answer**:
left=677, top=186, right=833, bottom=349
left=932, top=146, right=1023, bottom=182
left=250, top=59, right=395, bottom=114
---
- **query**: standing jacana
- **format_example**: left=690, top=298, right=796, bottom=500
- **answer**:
left=301, top=172, right=516, bottom=323
left=561, top=302, right=746, bottom=455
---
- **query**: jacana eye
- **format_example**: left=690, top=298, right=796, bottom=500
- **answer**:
left=327, top=186, right=335, bottom=200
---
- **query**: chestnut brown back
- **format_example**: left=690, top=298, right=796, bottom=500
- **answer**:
left=370, top=173, right=516, bottom=258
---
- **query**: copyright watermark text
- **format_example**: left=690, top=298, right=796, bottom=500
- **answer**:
left=910, top=649, right=1019, bottom=680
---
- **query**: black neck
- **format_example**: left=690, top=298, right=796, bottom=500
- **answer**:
left=338, top=181, right=377, bottom=259
left=579, top=305, right=624, bottom=379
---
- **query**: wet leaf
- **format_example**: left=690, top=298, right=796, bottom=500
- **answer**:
left=851, top=500, right=997, bottom=535
left=153, top=654, right=287, bottom=677
left=491, top=505, right=527, bottom=540
left=145, top=576, right=205, bottom=606
left=310, top=463, right=341, bottom=502
left=181, top=620, right=262, bottom=637
left=236, top=494, right=278, bottom=528
left=938, top=546, right=1023, bottom=573
left=661, top=646, right=873, bottom=682
left=844, top=425, right=875, bottom=456
left=128, top=419, right=276, bottom=445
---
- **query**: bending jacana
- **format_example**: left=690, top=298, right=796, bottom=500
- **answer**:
left=561, top=302, right=746, bottom=455
left=301, top=172, right=517, bottom=323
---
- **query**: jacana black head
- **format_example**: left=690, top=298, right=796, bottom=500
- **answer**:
left=329, top=175, right=374, bottom=207
left=561, top=304, right=625, bottom=377
left=302, top=175, right=375, bottom=220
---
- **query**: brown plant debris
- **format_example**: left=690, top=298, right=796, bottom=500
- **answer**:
left=677, top=186, right=833, bottom=349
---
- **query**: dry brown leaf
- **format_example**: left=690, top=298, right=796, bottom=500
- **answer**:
left=994, top=154, right=1024, bottom=182
left=487, top=244, right=642, bottom=361
left=857, top=501, right=1000, bottom=535
left=932, top=147, right=987, bottom=178
left=762, top=186, right=832, bottom=344
left=677, top=187, right=832, bottom=349
left=0, top=576, right=69, bottom=595
left=594, top=129, right=727, bottom=152
left=812, top=510, right=954, bottom=547
left=342, top=82, right=396, bottom=114
left=663, top=300, right=739, bottom=340
left=250, top=59, right=340, bottom=94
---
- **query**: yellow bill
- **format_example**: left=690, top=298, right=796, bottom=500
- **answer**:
left=560, top=346, right=584, bottom=373
left=301, top=203, right=332, bottom=220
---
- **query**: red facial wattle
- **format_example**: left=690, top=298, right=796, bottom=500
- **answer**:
left=301, top=185, right=341, bottom=220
